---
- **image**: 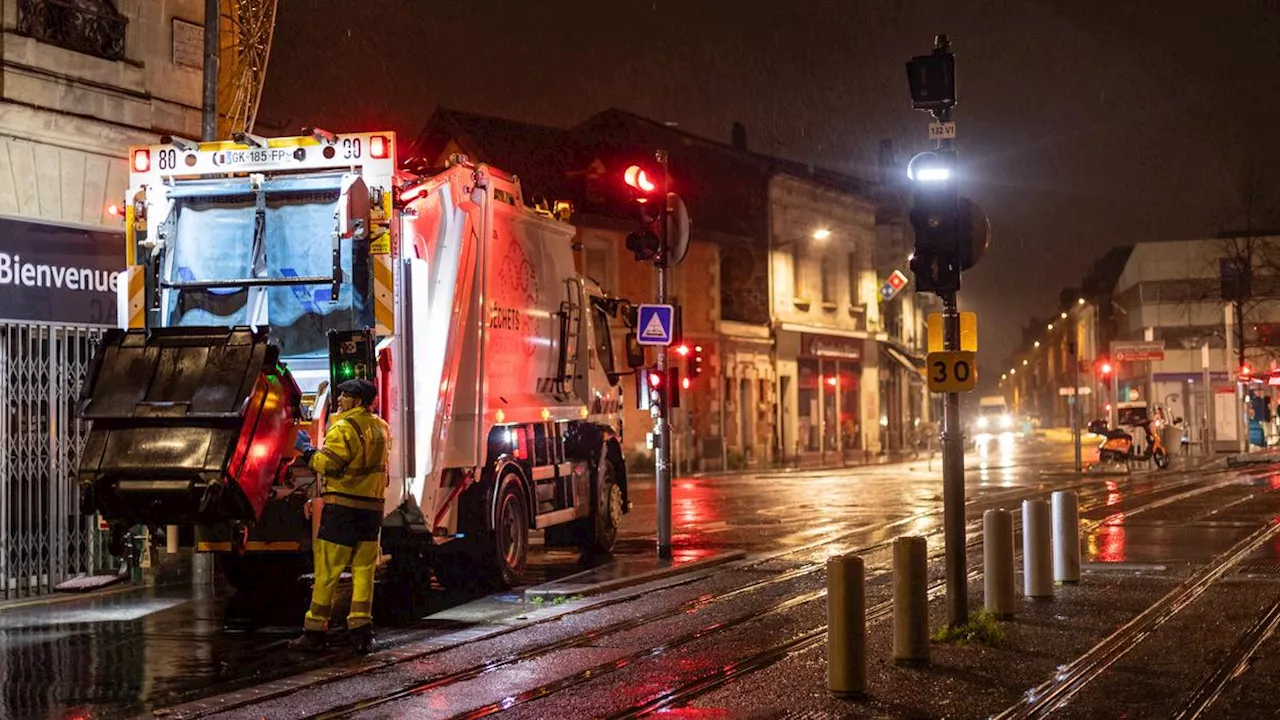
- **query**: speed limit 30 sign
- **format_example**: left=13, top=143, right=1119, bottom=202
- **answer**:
left=927, top=351, right=977, bottom=393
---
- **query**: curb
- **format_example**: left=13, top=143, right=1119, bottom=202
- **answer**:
left=0, top=578, right=149, bottom=614
left=522, top=550, right=747, bottom=601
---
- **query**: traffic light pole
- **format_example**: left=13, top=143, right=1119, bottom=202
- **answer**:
left=940, top=290, right=967, bottom=626
left=655, top=150, right=674, bottom=561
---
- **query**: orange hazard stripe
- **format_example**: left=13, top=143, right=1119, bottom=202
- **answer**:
left=374, top=254, right=394, bottom=335
left=126, top=265, right=145, bottom=329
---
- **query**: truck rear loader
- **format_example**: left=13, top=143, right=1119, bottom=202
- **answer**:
left=76, top=131, right=635, bottom=604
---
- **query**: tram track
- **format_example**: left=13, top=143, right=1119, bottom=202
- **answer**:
left=306, top=468, right=1242, bottom=719
left=598, top=472, right=1280, bottom=720
left=1167, top=591, right=1280, bottom=719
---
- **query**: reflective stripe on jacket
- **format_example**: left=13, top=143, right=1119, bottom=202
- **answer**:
left=309, top=406, right=390, bottom=504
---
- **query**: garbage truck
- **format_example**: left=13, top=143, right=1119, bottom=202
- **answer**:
left=76, top=130, right=635, bottom=601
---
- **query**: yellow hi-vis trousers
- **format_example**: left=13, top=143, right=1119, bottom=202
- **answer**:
left=303, top=537, right=379, bottom=631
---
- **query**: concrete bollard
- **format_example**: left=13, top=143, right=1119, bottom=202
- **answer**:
left=1052, top=490, right=1081, bottom=584
left=827, top=554, right=866, bottom=698
left=166, top=524, right=180, bottom=555
left=983, top=508, right=1015, bottom=618
left=1022, top=499, right=1053, bottom=598
left=893, top=536, right=930, bottom=665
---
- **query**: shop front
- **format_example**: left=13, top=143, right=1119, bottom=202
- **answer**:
left=792, top=332, right=875, bottom=463
left=1, top=217, right=125, bottom=597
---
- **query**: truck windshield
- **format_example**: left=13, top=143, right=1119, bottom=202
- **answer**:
left=163, top=179, right=371, bottom=358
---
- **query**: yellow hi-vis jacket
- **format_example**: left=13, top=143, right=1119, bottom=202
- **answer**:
left=309, top=406, right=390, bottom=512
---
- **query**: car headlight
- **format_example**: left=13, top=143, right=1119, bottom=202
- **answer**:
left=977, top=417, right=989, bottom=429
left=1000, top=415, right=1012, bottom=429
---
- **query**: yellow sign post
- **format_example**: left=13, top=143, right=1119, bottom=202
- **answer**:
left=927, top=312, right=977, bottom=353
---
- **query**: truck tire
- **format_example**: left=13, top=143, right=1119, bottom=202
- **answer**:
left=433, top=471, right=529, bottom=591
left=218, top=553, right=310, bottom=621
left=582, top=457, right=622, bottom=555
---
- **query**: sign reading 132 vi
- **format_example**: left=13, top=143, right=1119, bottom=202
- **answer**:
left=927, top=351, right=977, bottom=393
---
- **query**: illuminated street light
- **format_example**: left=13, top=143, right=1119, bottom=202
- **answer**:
left=812, top=228, right=832, bottom=241
left=1060, top=312, right=1068, bottom=320
left=1077, top=298, right=1085, bottom=305
left=1001, top=373, right=1007, bottom=380
left=1048, top=323, right=1054, bottom=331
left=1034, top=341, right=1040, bottom=348
left=1010, top=368, right=1017, bottom=375
left=1022, top=359, right=1028, bottom=366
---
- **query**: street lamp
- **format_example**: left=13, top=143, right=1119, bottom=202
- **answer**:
left=812, top=228, right=832, bottom=242
left=1034, top=341, right=1040, bottom=348
left=1060, top=312, right=1068, bottom=320
left=1077, top=298, right=1085, bottom=306
left=1048, top=323, right=1054, bottom=331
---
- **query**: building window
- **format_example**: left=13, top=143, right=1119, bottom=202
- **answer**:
left=821, top=255, right=836, bottom=304
left=17, top=0, right=127, bottom=62
left=790, top=244, right=802, bottom=298
left=585, top=247, right=609, bottom=290
left=847, top=252, right=858, bottom=305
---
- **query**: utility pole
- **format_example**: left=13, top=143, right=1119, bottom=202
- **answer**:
left=202, top=0, right=219, bottom=142
left=655, top=150, right=674, bottom=561
left=1071, top=339, right=1082, bottom=473
left=191, top=0, right=220, bottom=587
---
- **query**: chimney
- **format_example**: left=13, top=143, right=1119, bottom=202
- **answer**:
left=731, top=121, right=747, bottom=151
left=877, top=139, right=896, bottom=183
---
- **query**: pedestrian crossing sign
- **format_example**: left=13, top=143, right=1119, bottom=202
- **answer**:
left=637, top=304, right=674, bottom=346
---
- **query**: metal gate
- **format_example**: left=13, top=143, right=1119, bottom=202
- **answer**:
left=0, top=323, right=113, bottom=598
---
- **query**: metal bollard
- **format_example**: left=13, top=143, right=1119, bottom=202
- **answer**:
left=1022, top=499, right=1052, bottom=598
left=983, top=508, right=1015, bottom=618
left=1052, top=490, right=1081, bottom=584
left=827, top=554, right=866, bottom=698
left=893, top=536, right=930, bottom=664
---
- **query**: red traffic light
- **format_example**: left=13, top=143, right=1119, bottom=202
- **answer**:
left=648, top=371, right=662, bottom=387
left=675, top=344, right=690, bottom=357
left=1099, top=361, right=1113, bottom=376
left=1242, top=364, right=1252, bottom=377
left=624, top=165, right=656, bottom=194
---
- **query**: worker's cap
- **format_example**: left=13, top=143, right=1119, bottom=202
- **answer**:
left=336, top=378, right=377, bottom=405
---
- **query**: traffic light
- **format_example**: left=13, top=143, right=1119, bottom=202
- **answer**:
left=621, top=162, right=691, bottom=267
left=636, top=366, right=681, bottom=411
left=1097, top=359, right=1113, bottom=379
left=906, top=151, right=989, bottom=296
left=691, top=344, right=705, bottom=379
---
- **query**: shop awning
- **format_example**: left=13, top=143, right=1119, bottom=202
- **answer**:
left=880, top=342, right=925, bottom=381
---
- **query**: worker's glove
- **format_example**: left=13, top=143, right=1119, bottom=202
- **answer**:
left=295, top=430, right=316, bottom=464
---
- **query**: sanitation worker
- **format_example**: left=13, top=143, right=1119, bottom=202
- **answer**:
left=289, top=378, right=389, bottom=654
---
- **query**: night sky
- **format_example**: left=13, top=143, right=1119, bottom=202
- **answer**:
left=260, top=1, right=1280, bottom=365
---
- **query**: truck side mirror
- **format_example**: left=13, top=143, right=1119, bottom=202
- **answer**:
left=625, top=332, right=645, bottom=369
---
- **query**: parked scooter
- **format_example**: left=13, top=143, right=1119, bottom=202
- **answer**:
left=1087, top=417, right=1170, bottom=470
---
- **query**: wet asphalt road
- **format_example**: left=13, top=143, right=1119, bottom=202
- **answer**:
left=0, top=432, right=1257, bottom=719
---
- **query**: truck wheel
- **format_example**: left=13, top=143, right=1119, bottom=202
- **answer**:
left=582, top=458, right=622, bottom=555
left=218, top=553, right=310, bottom=620
left=433, top=471, right=528, bottom=591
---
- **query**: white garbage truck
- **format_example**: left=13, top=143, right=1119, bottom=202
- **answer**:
left=76, top=130, right=637, bottom=604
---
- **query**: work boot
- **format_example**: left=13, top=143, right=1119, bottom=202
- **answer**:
left=288, top=630, right=326, bottom=653
left=349, top=624, right=375, bottom=655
